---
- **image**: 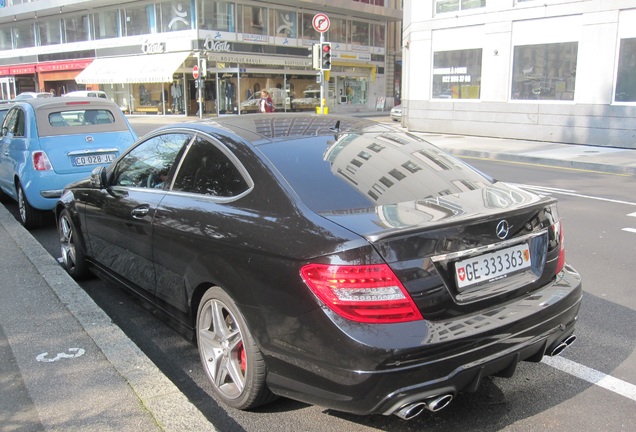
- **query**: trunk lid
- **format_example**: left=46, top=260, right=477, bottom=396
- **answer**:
left=320, top=182, right=562, bottom=320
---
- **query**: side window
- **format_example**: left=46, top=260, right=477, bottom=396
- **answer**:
left=2, top=109, right=25, bottom=137
left=172, top=136, right=249, bottom=197
left=112, top=133, right=193, bottom=189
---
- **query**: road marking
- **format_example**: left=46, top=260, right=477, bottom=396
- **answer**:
left=622, top=212, right=636, bottom=234
left=514, top=184, right=636, bottom=207
left=36, top=348, right=85, bottom=363
left=542, top=356, right=636, bottom=402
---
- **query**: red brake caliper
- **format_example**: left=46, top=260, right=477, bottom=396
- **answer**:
left=238, top=342, right=247, bottom=373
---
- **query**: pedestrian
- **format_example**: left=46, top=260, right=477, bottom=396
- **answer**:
left=259, top=90, right=275, bottom=113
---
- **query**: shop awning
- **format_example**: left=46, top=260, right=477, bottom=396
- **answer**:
left=75, top=52, right=190, bottom=85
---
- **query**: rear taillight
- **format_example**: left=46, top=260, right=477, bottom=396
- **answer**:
left=300, top=263, right=423, bottom=324
left=33, top=151, right=53, bottom=171
left=553, top=221, right=565, bottom=274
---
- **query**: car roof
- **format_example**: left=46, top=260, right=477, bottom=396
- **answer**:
left=12, top=97, right=118, bottom=110
left=175, top=114, right=394, bottom=143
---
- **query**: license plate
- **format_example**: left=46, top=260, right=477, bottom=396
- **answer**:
left=72, top=153, right=116, bottom=167
left=455, top=243, right=531, bottom=290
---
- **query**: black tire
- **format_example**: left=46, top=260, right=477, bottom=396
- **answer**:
left=58, top=209, right=91, bottom=280
left=17, top=182, right=45, bottom=230
left=196, top=287, right=276, bottom=410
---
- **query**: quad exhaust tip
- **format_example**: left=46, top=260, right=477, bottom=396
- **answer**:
left=395, top=394, right=454, bottom=420
left=550, top=334, right=577, bottom=357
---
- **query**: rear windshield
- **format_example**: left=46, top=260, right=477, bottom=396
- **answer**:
left=49, top=109, right=115, bottom=127
left=258, top=132, right=492, bottom=213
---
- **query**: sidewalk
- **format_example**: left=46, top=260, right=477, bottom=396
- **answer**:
left=0, top=204, right=214, bottom=431
left=1, top=112, right=634, bottom=431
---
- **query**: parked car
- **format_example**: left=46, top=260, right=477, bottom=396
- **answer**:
left=64, top=90, right=108, bottom=99
left=390, top=104, right=402, bottom=121
left=56, top=114, right=581, bottom=419
left=0, top=98, right=138, bottom=228
left=13, top=92, right=54, bottom=100
left=291, top=85, right=336, bottom=112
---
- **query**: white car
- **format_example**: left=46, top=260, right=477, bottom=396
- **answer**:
left=390, top=104, right=402, bottom=121
left=64, top=90, right=108, bottom=99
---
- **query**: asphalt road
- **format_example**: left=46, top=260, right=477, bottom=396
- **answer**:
left=5, top=117, right=636, bottom=431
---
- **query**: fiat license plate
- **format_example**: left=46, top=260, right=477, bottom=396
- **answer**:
left=455, top=243, right=531, bottom=290
left=72, top=153, right=117, bottom=167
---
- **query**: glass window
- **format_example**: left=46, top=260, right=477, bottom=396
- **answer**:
left=239, top=5, right=267, bottom=36
left=433, top=49, right=482, bottom=99
left=173, top=136, right=249, bottom=197
left=616, top=38, right=636, bottom=102
left=113, top=133, right=192, bottom=189
left=329, top=18, right=347, bottom=44
left=436, top=0, right=486, bottom=13
left=158, top=1, right=191, bottom=32
left=93, top=10, right=120, bottom=39
left=511, top=42, right=578, bottom=100
left=351, top=20, right=369, bottom=46
left=198, top=1, right=235, bottom=32
left=301, top=13, right=319, bottom=41
left=123, top=5, right=152, bottom=36
left=0, top=26, right=12, bottom=50
left=371, top=23, right=385, bottom=48
left=2, top=108, right=25, bottom=137
left=38, top=19, right=62, bottom=46
left=270, top=9, right=297, bottom=38
left=64, top=15, right=90, bottom=43
left=13, top=23, right=35, bottom=49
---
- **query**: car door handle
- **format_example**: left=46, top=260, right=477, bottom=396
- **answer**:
left=131, top=206, right=149, bottom=218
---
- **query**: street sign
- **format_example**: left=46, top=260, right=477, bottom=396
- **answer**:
left=192, top=65, right=199, bottom=79
left=312, top=13, right=330, bottom=33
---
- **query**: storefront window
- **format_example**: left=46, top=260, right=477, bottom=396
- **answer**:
left=339, top=78, right=368, bottom=105
left=239, top=5, right=267, bottom=36
left=270, top=9, right=297, bottom=38
left=198, top=1, right=235, bottom=32
left=13, top=23, right=35, bottom=49
left=93, top=10, right=120, bottom=40
left=38, top=19, right=62, bottom=46
left=351, top=20, right=369, bottom=46
left=158, top=1, right=192, bottom=32
left=301, top=13, right=320, bottom=41
left=330, top=18, right=347, bottom=44
left=64, top=15, right=90, bottom=43
left=511, top=42, right=577, bottom=100
left=436, top=0, right=486, bottom=13
left=123, top=5, right=152, bottom=37
left=615, top=38, right=636, bottom=102
left=433, top=49, right=482, bottom=99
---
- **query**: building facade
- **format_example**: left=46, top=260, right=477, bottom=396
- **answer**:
left=0, top=0, right=402, bottom=116
left=403, top=0, right=636, bottom=149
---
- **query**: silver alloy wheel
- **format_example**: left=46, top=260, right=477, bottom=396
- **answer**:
left=59, top=213, right=78, bottom=274
left=17, top=186, right=27, bottom=223
left=198, top=298, right=246, bottom=400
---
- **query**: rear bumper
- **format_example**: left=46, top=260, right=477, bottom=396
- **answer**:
left=263, top=265, right=582, bottom=416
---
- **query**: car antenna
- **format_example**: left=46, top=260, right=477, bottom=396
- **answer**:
left=330, top=120, right=341, bottom=140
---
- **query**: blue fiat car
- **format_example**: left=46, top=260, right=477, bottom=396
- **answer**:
left=0, top=97, right=137, bottom=228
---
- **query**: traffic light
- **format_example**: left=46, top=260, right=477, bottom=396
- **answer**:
left=200, top=58, right=207, bottom=77
left=320, top=42, right=331, bottom=71
left=312, top=44, right=321, bottom=70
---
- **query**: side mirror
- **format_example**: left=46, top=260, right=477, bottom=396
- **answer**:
left=90, top=166, right=109, bottom=188
left=0, top=126, right=8, bottom=137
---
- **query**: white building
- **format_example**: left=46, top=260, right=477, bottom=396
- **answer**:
left=0, top=0, right=403, bottom=116
left=403, top=0, right=636, bottom=149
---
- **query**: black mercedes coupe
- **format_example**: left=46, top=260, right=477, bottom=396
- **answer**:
left=56, top=114, right=581, bottom=420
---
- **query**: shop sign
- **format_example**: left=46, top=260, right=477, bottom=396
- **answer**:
left=11, top=65, right=36, bottom=75
left=203, top=37, right=231, bottom=52
left=141, top=40, right=166, bottom=55
left=37, top=60, right=93, bottom=72
left=243, top=34, right=268, bottom=43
